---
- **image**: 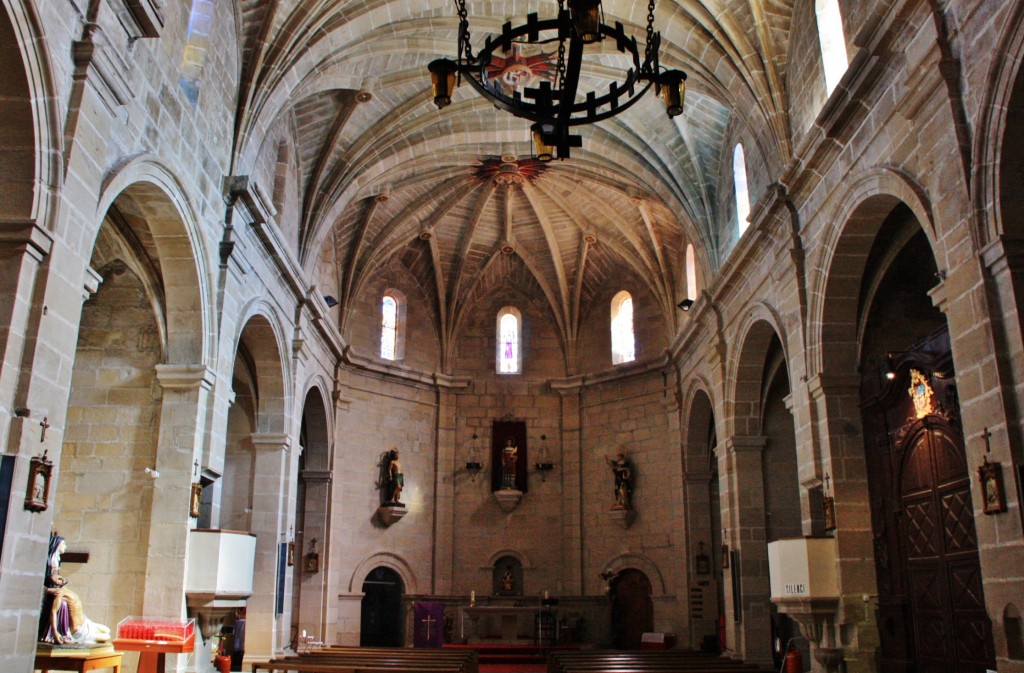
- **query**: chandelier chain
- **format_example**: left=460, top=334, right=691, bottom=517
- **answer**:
left=645, top=0, right=656, bottom=66
left=454, top=0, right=472, bottom=62
left=556, top=0, right=566, bottom=89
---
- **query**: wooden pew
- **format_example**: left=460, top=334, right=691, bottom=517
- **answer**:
left=251, top=645, right=477, bottom=673
left=546, top=650, right=774, bottom=673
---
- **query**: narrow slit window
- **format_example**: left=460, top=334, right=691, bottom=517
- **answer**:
left=380, top=294, right=400, bottom=361
left=816, top=0, right=849, bottom=96
left=611, top=291, right=636, bottom=365
left=497, top=307, right=522, bottom=374
left=734, top=144, right=751, bottom=236
left=685, top=244, right=698, bottom=300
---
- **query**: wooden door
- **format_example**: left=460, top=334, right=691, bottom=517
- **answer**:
left=611, top=569, right=653, bottom=649
left=899, top=424, right=994, bottom=673
left=360, top=567, right=405, bottom=647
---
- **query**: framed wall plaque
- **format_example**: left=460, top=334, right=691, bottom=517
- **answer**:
left=978, top=457, right=1007, bottom=515
left=24, top=451, right=53, bottom=513
left=189, top=482, right=202, bottom=518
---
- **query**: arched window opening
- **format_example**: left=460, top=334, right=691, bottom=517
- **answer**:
left=611, top=291, right=636, bottom=365
left=816, top=0, right=848, bottom=96
left=380, top=290, right=406, bottom=361
left=734, top=144, right=751, bottom=236
left=180, top=0, right=215, bottom=105
left=381, top=296, right=398, bottom=360
left=685, top=244, right=697, bottom=300
left=496, top=307, right=522, bottom=374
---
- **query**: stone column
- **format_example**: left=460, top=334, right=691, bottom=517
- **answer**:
left=719, top=434, right=771, bottom=664
left=296, top=468, right=332, bottom=644
left=806, top=373, right=878, bottom=673
left=432, top=383, right=458, bottom=595
left=142, top=365, right=214, bottom=671
left=553, top=381, right=583, bottom=594
left=246, top=433, right=290, bottom=659
left=0, top=220, right=57, bottom=666
left=682, top=468, right=717, bottom=648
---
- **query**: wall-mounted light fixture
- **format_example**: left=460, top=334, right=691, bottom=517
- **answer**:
left=676, top=298, right=694, bottom=311
left=465, top=433, right=483, bottom=480
left=533, top=434, right=555, bottom=481
left=323, top=295, right=339, bottom=308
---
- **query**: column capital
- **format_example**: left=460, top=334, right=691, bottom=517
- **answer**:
left=805, top=372, right=857, bottom=400
left=155, top=364, right=215, bottom=390
left=723, top=435, right=767, bottom=453
left=251, top=433, right=291, bottom=452
left=0, top=219, right=53, bottom=262
left=301, top=469, right=332, bottom=483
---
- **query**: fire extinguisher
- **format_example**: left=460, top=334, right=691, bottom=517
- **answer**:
left=784, top=644, right=803, bottom=673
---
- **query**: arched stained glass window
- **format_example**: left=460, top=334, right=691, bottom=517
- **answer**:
left=685, top=244, right=697, bottom=300
left=611, top=291, right=636, bottom=365
left=816, top=0, right=848, bottom=96
left=381, top=295, right=398, bottom=360
left=497, top=307, right=522, bottom=374
left=734, top=144, right=751, bottom=236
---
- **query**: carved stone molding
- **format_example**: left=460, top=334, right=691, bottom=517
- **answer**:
left=377, top=505, right=408, bottom=526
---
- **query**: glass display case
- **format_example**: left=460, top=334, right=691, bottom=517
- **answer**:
left=116, top=616, right=195, bottom=644
left=114, top=617, right=195, bottom=673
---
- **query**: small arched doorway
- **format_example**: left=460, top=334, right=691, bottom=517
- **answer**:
left=360, top=567, right=405, bottom=646
left=610, top=569, right=653, bottom=649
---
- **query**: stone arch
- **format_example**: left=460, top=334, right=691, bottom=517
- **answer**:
left=972, top=1, right=1024, bottom=245
left=601, top=552, right=667, bottom=596
left=681, top=380, right=716, bottom=469
left=0, top=0, right=61, bottom=227
left=293, top=382, right=333, bottom=639
left=347, top=551, right=419, bottom=594
left=298, top=379, right=333, bottom=469
left=486, top=548, right=533, bottom=569
left=728, top=306, right=788, bottom=437
left=95, top=157, right=213, bottom=365
left=808, top=168, right=936, bottom=376
left=233, top=304, right=291, bottom=436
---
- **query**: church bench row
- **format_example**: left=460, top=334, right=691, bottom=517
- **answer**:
left=250, top=646, right=477, bottom=673
left=546, top=651, right=775, bottom=673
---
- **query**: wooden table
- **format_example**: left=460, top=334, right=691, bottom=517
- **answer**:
left=112, top=637, right=193, bottom=673
left=34, top=650, right=122, bottom=673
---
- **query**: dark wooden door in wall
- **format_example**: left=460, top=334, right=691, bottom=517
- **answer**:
left=899, top=423, right=994, bottom=673
left=861, top=344, right=995, bottom=673
left=611, top=569, right=653, bottom=649
left=360, top=567, right=404, bottom=647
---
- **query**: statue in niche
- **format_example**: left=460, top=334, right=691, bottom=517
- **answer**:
left=605, top=451, right=633, bottom=510
left=500, top=438, right=518, bottom=489
left=383, top=449, right=405, bottom=506
left=39, top=532, right=111, bottom=645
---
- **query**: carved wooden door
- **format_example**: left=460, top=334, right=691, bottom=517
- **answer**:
left=899, top=423, right=994, bottom=673
left=611, top=569, right=653, bottom=649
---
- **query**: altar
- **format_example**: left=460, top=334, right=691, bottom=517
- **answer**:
left=459, top=605, right=554, bottom=644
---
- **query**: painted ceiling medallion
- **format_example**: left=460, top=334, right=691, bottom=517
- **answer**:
left=484, top=43, right=556, bottom=94
left=472, top=157, right=549, bottom=185
left=908, top=369, right=934, bottom=419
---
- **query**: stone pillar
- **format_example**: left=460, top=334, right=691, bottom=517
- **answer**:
left=806, top=373, right=878, bottom=673
left=554, top=382, right=583, bottom=594
left=682, top=468, right=716, bottom=648
left=296, top=468, right=332, bottom=644
left=432, top=383, right=458, bottom=595
left=143, top=365, right=214, bottom=670
left=719, top=434, right=771, bottom=664
left=0, top=220, right=56, bottom=668
left=246, top=433, right=290, bottom=659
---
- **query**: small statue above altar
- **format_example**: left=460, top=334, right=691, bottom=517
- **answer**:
left=500, top=438, right=518, bottom=489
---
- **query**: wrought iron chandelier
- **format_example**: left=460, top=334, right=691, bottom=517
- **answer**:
left=428, top=0, right=686, bottom=161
